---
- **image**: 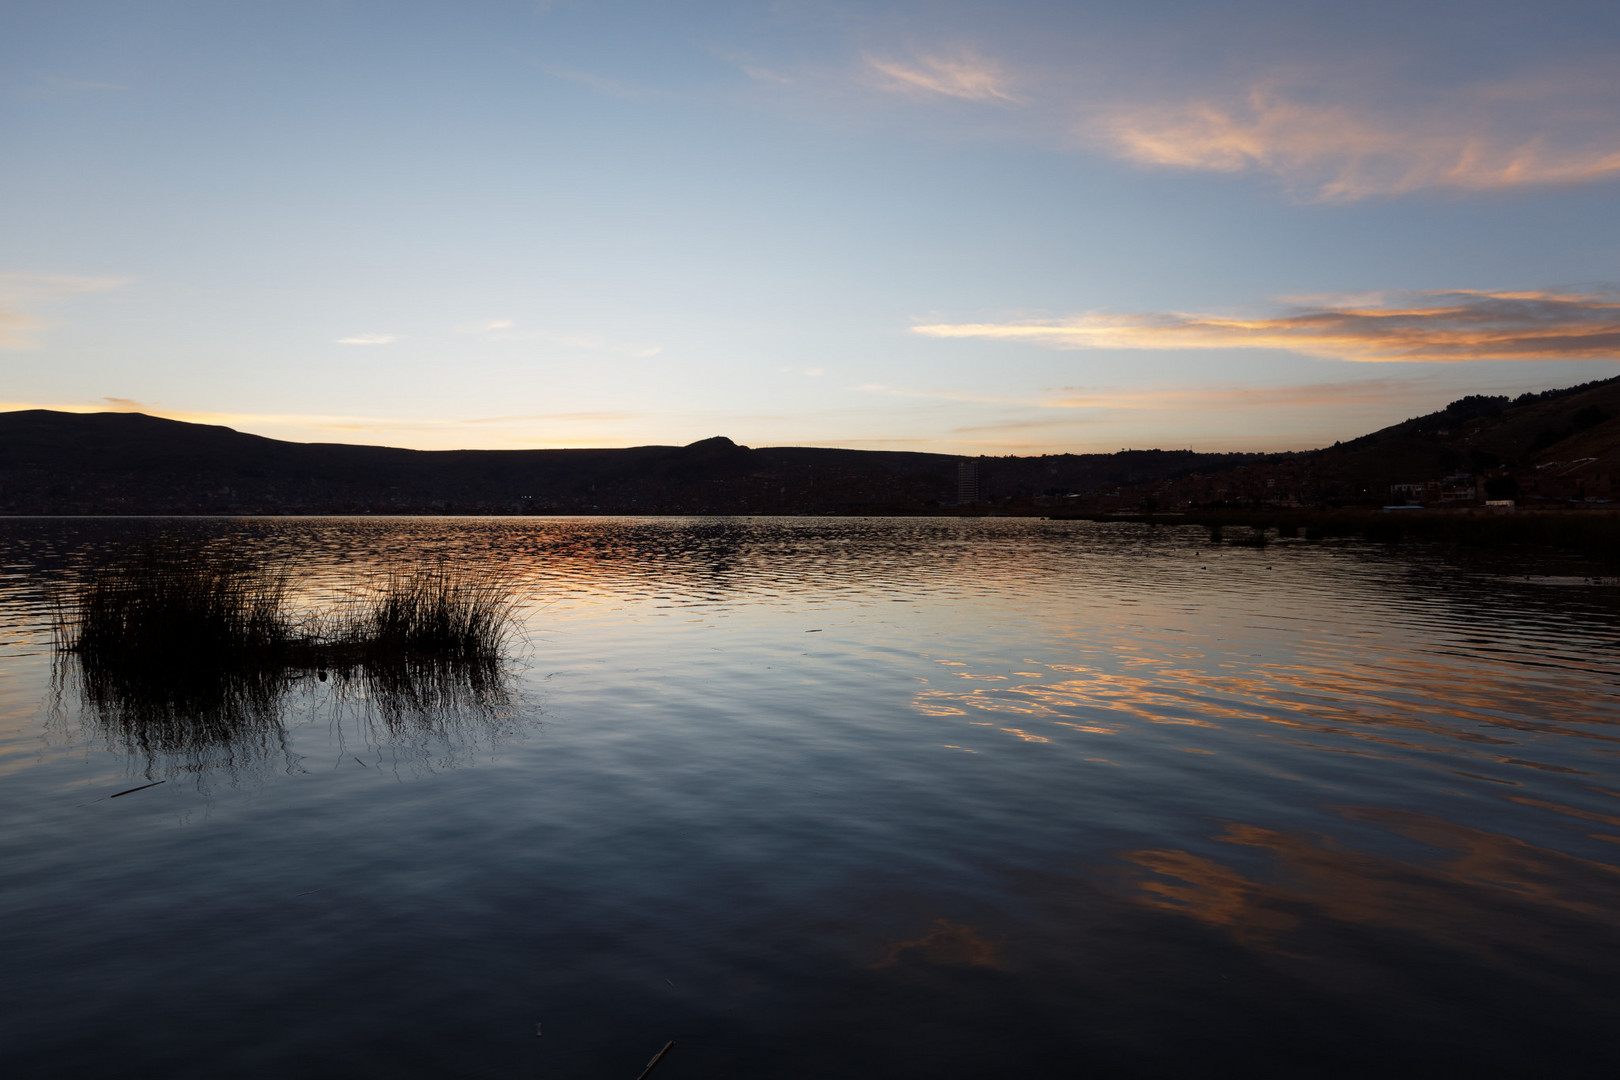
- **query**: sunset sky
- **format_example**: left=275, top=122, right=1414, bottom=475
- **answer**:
left=4, top=0, right=1619, bottom=453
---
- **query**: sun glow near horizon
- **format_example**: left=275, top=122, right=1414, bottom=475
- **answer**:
left=3, top=1, right=1619, bottom=454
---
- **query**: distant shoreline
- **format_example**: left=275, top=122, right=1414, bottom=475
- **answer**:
left=5, top=505, right=1616, bottom=568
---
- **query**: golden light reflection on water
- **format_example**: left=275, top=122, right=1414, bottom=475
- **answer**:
left=1506, top=794, right=1620, bottom=832
left=1121, top=809, right=1620, bottom=957
left=872, top=919, right=1004, bottom=970
left=909, top=642, right=1620, bottom=778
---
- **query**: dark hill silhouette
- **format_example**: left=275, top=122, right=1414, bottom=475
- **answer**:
left=6, top=376, right=1615, bottom=515
left=0, top=410, right=1257, bottom=515
left=1114, top=375, right=1620, bottom=509
left=1317, top=375, right=1620, bottom=485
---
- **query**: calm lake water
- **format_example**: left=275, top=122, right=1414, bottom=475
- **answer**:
left=2, top=516, right=1618, bottom=1078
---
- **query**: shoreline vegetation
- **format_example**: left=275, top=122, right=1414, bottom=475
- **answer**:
left=52, top=540, right=520, bottom=776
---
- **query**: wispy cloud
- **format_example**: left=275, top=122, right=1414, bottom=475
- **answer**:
left=0, top=396, right=160, bottom=414
left=860, top=375, right=1451, bottom=413
left=741, top=64, right=792, bottom=85
left=528, top=61, right=662, bottom=100
left=851, top=373, right=1501, bottom=453
left=0, top=272, right=128, bottom=349
left=553, top=332, right=662, bottom=358
left=781, top=28, right=1620, bottom=201
left=1093, top=84, right=1620, bottom=201
left=859, top=383, right=1034, bottom=407
left=458, top=410, right=636, bottom=425
left=1043, top=378, right=1455, bottom=411
left=445, top=319, right=661, bottom=356
left=862, top=50, right=1020, bottom=104
left=336, top=332, right=399, bottom=346
left=452, top=318, right=515, bottom=338
left=913, top=289, right=1620, bottom=363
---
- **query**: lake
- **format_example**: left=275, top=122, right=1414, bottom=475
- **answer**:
left=2, top=516, right=1617, bottom=1078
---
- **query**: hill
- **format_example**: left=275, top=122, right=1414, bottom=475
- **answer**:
left=0, top=410, right=1256, bottom=515
left=4, top=376, right=1616, bottom=516
left=1112, top=375, right=1620, bottom=511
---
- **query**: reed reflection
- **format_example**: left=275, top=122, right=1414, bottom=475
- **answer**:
left=51, top=540, right=523, bottom=782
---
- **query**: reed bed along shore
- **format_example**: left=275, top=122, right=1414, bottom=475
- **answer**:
left=52, top=541, right=520, bottom=768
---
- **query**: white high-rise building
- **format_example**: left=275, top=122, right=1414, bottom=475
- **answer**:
left=957, top=461, right=980, bottom=505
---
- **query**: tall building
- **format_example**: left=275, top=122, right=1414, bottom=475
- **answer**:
left=957, top=460, right=980, bottom=505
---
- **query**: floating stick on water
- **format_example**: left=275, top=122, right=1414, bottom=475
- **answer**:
left=634, top=1041, right=675, bottom=1079
left=110, top=780, right=166, bottom=798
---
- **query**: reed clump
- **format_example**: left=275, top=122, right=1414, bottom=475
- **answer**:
left=64, top=543, right=296, bottom=676
left=54, top=542, right=519, bottom=771
left=321, top=563, right=514, bottom=669
left=58, top=542, right=515, bottom=671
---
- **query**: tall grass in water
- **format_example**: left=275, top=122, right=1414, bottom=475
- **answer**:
left=54, top=542, right=519, bottom=779
left=54, top=543, right=295, bottom=774
left=334, top=562, right=513, bottom=666
left=325, top=562, right=518, bottom=742
left=63, top=542, right=295, bottom=672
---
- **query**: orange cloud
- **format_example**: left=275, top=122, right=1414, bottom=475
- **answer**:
left=1095, top=83, right=1620, bottom=201
left=914, top=289, right=1620, bottom=363
left=830, top=38, right=1620, bottom=200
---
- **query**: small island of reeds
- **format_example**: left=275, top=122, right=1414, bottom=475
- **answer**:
left=53, top=539, right=521, bottom=776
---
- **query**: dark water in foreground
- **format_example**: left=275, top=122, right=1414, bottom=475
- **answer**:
left=2, top=517, right=1618, bottom=1079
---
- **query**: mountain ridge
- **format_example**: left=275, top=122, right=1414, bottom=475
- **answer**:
left=0, top=409, right=1257, bottom=515
left=3, top=375, right=1617, bottom=515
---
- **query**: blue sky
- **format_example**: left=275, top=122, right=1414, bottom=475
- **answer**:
left=4, top=0, right=1619, bottom=452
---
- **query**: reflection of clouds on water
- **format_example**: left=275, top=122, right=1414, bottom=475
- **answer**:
left=1121, top=810, right=1620, bottom=961
left=872, top=919, right=1004, bottom=970
left=908, top=648, right=1619, bottom=778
